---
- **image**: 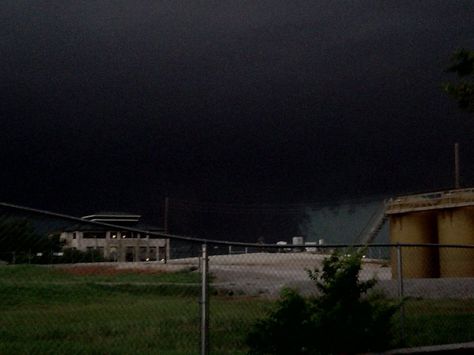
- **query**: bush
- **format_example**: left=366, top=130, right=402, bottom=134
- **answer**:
left=57, top=248, right=106, bottom=263
left=246, top=251, right=399, bottom=354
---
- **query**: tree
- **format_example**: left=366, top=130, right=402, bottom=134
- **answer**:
left=444, top=49, right=474, bottom=113
left=0, top=216, right=61, bottom=262
left=246, top=251, right=399, bottom=354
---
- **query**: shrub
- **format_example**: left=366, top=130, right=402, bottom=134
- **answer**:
left=62, top=248, right=106, bottom=263
left=246, top=251, right=399, bottom=354
left=246, top=289, right=312, bottom=355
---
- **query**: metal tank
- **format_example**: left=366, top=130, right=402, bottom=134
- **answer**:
left=390, top=211, right=439, bottom=279
left=437, top=207, right=474, bottom=277
left=292, top=236, right=305, bottom=252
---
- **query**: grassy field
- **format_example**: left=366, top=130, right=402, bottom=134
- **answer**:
left=402, top=298, right=474, bottom=347
left=0, top=265, right=473, bottom=354
left=0, top=265, right=266, bottom=355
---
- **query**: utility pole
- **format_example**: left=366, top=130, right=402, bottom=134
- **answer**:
left=200, top=243, right=209, bottom=355
left=454, top=143, right=460, bottom=189
left=163, top=197, right=169, bottom=263
left=164, top=196, right=169, bottom=234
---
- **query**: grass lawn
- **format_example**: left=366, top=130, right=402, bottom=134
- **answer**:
left=401, top=298, right=474, bottom=347
left=0, top=265, right=473, bottom=354
left=0, top=265, right=266, bottom=355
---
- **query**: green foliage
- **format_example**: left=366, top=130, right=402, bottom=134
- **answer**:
left=0, top=217, right=63, bottom=263
left=444, top=48, right=474, bottom=113
left=246, top=251, right=399, bottom=354
left=246, top=289, right=312, bottom=355
left=56, top=247, right=106, bottom=263
left=0, top=217, right=41, bottom=252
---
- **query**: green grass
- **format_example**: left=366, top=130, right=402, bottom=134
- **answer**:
left=400, top=298, right=474, bottom=347
left=0, top=265, right=265, bottom=355
left=0, top=265, right=473, bottom=354
left=0, top=264, right=200, bottom=283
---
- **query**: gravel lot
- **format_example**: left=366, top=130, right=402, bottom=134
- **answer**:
left=56, top=253, right=474, bottom=299
left=170, top=252, right=474, bottom=299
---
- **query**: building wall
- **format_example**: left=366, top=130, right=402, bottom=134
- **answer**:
left=437, top=207, right=474, bottom=277
left=60, top=231, right=169, bottom=262
left=389, top=212, right=439, bottom=278
left=389, top=206, right=474, bottom=278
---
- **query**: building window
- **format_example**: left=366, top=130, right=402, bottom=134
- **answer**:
left=139, top=247, right=147, bottom=261
left=109, top=247, right=118, bottom=262
left=125, top=247, right=134, bottom=262
left=149, top=247, right=157, bottom=261
left=159, top=246, right=167, bottom=261
left=83, top=232, right=106, bottom=239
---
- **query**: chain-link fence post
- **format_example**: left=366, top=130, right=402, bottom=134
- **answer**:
left=200, top=243, right=209, bottom=355
left=396, top=243, right=405, bottom=344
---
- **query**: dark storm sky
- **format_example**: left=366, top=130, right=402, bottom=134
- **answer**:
left=1, top=1, right=474, bottom=216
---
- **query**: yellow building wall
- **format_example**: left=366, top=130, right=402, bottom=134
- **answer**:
left=437, top=207, right=474, bottom=277
left=390, top=212, right=439, bottom=278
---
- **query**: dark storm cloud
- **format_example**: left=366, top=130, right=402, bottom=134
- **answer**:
left=1, top=1, right=474, bottom=214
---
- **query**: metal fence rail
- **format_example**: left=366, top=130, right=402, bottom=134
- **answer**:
left=0, top=203, right=473, bottom=354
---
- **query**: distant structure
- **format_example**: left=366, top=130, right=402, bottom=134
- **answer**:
left=60, top=212, right=169, bottom=262
left=386, top=188, right=474, bottom=278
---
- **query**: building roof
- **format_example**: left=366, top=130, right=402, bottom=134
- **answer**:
left=62, top=222, right=164, bottom=233
left=82, top=212, right=141, bottom=223
left=385, top=188, right=474, bottom=214
left=59, top=212, right=164, bottom=233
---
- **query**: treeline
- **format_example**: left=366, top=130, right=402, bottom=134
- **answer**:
left=0, top=216, right=105, bottom=264
left=0, top=216, right=61, bottom=259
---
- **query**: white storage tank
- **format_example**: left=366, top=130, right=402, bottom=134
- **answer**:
left=292, top=236, right=305, bottom=252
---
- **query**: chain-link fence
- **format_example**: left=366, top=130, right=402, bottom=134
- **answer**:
left=0, top=203, right=473, bottom=354
left=0, top=204, right=204, bottom=354
left=203, top=243, right=474, bottom=353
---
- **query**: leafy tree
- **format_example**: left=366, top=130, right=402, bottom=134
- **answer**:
left=0, top=216, right=62, bottom=262
left=444, top=49, right=474, bottom=113
left=246, top=251, right=399, bottom=355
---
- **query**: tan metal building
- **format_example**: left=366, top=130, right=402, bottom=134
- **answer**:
left=386, top=188, right=474, bottom=278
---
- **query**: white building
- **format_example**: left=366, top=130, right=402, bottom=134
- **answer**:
left=60, top=213, right=169, bottom=262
